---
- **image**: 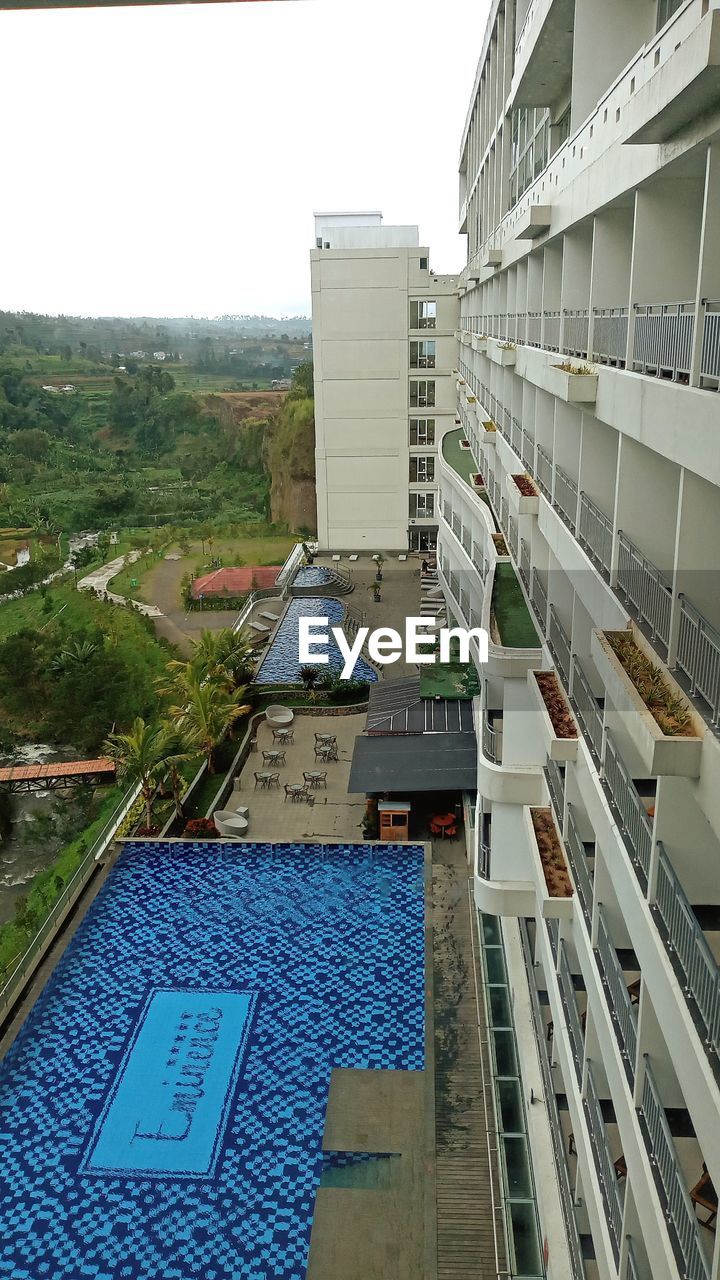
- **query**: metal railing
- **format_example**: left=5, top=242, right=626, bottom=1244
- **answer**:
left=519, top=539, right=531, bottom=590
left=700, top=299, right=720, bottom=380
left=507, top=518, right=519, bottom=562
left=478, top=839, right=491, bottom=879
left=603, top=732, right=653, bottom=886
left=483, top=713, right=499, bottom=764
left=595, top=906, right=638, bottom=1081
left=0, top=782, right=142, bottom=1019
left=640, top=1060, right=710, bottom=1280
left=654, top=842, right=720, bottom=1061
left=626, top=1239, right=641, bottom=1280
left=520, top=920, right=587, bottom=1280
left=511, top=415, right=523, bottom=456
left=516, top=312, right=527, bottom=344
left=570, top=657, right=604, bottom=763
left=545, top=757, right=566, bottom=820
left=543, top=310, right=561, bottom=351
left=547, top=916, right=560, bottom=962
left=527, top=311, right=542, bottom=346
left=500, top=496, right=510, bottom=538
left=578, top=492, right=613, bottom=576
left=548, top=605, right=572, bottom=687
left=565, top=806, right=594, bottom=931
left=563, top=309, right=589, bottom=358
left=592, top=306, right=628, bottom=365
left=584, top=1064, right=623, bottom=1263
left=677, top=594, right=720, bottom=727
left=616, top=530, right=672, bottom=649
left=633, top=301, right=695, bottom=380
left=554, top=465, right=578, bottom=531
left=536, top=445, right=553, bottom=499
left=531, top=570, right=548, bottom=630
left=558, top=941, right=585, bottom=1085
left=521, top=428, right=535, bottom=472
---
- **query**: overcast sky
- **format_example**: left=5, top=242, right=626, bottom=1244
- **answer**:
left=0, top=0, right=486, bottom=318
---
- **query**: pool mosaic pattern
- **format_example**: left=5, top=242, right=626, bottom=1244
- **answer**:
left=255, top=596, right=378, bottom=685
left=292, top=566, right=335, bottom=587
left=0, top=841, right=424, bottom=1280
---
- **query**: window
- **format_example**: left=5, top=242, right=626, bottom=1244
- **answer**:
left=410, top=380, right=435, bottom=408
left=509, top=106, right=551, bottom=207
left=410, top=456, right=435, bottom=483
left=410, top=492, right=435, bottom=519
left=657, top=0, right=684, bottom=30
left=419, top=256, right=428, bottom=270
left=410, top=418, right=435, bottom=446
left=410, top=300, right=437, bottom=330
left=410, top=340, right=436, bottom=369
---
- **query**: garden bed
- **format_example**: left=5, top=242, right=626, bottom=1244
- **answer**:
left=529, top=806, right=575, bottom=915
left=530, top=671, right=578, bottom=762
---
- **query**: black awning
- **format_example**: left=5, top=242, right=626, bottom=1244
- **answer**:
left=366, top=677, right=475, bottom=734
left=349, top=732, right=477, bottom=794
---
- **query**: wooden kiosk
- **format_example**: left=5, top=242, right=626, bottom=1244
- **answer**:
left=377, top=800, right=411, bottom=843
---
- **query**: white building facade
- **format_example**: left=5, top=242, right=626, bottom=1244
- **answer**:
left=311, top=212, right=458, bottom=551
left=439, top=2, right=720, bottom=1280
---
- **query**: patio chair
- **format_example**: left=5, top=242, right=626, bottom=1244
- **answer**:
left=304, top=771, right=327, bottom=789
left=212, top=810, right=249, bottom=839
left=691, top=1164, right=718, bottom=1230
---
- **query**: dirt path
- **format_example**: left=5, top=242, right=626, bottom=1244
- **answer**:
left=143, top=555, right=241, bottom=647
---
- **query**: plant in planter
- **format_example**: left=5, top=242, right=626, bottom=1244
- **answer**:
left=460, top=439, right=470, bottom=449
left=605, top=631, right=694, bottom=737
left=555, top=361, right=594, bottom=375
left=472, top=473, right=485, bottom=487
left=531, top=808, right=573, bottom=897
left=535, top=672, right=578, bottom=738
left=499, top=342, right=516, bottom=351
left=182, top=817, right=218, bottom=839
left=299, top=665, right=321, bottom=691
left=483, top=420, right=497, bottom=432
left=492, top=533, right=508, bottom=556
left=511, top=474, right=537, bottom=497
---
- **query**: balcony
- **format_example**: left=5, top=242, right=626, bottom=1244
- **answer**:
left=583, top=1064, right=624, bottom=1265
left=528, top=670, right=578, bottom=763
left=565, top=804, right=595, bottom=932
left=638, top=1060, right=711, bottom=1280
left=592, top=628, right=703, bottom=777
left=616, top=529, right=673, bottom=651
left=561, top=310, right=589, bottom=360
left=553, top=464, right=579, bottom=530
left=592, top=307, right=628, bottom=367
left=570, top=657, right=605, bottom=765
left=677, top=595, right=720, bottom=728
left=625, top=4, right=720, bottom=148
left=594, top=906, right=639, bottom=1086
left=544, top=755, right=566, bottom=824
left=602, top=731, right=655, bottom=888
left=578, top=492, right=613, bottom=578
left=557, top=940, right=586, bottom=1088
left=653, top=842, right=720, bottom=1067
left=632, top=301, right=695, bottom=382
left=506, top=472, right=540, bottom=517
left=548, top=605, right=572, bottom=689
left=527, top=805, right=574, bottom=919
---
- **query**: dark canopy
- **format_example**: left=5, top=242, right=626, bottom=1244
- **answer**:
left=349, top=732, right=477, bottom=794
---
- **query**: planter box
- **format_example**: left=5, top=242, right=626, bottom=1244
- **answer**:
left=489, top=338, right=516, bottom=367
left=461, top=331, right=473, bottom=346
left=524, top=805, right=575, bottom=920
left=482, top=421, right=497, bottom=445
left=471, top=333, right=488, bottom=352
left=506, top=471, right=540, bottom=516
left=454, top=329, right=462, bottom=341
left=482, top=248, right=502, bottom=268
left=471, top=474, right=487, bottom=494
left=528, top=669, right=578, bottom=762
left=591, top=628, right=703, bottom=777
left=514, top=204, right=552, bottom=240
left=549, top=364, right=598, bottom=403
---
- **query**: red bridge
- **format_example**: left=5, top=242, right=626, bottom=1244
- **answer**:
left=0, top=758, right=116, bottom=794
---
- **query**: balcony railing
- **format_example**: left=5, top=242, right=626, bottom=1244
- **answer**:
left=633, top=301, right=695, bottom=381
left=507, top=518, right=519, bottom=562
left=520, top=921, right=587, bottom=1280
left=654, top=842, right=720, bottom=1062
left=553, top=465, right=578, bottom=532
left=677, top=594, right=720, bottom=727
left=626, top=1240, right=641, bottom=1280
left=592, top=306, right=628, bottom=365
left=640, top=1061, right=710, bottom=1280
left=511, top=415, right=522, bottom=456
left=548, top=605, right=572, bottom=688
left=483, top=713, right=499, bottom=764
left=535, top=445, right=553, bottom=499
left=527, top=311, right=542, bottom=346
left=562, top=309, right=589, bottom=358
left=530, top=570, right=548, bottom=631
left=545, top=757, right=566, bottom=821
left=603, top=732, right=653, bottom=887
left=584, top=1064, right=623, bottom=1264
left=519, top=539, right=531, bottom=591
left=566, top=805, right=594, bottom=931
left=516, top=312, right=527, bottom=344
left=500, top=496, right=509, bottom=538
left=578, top=492, right=613, bottom=577
left=547, top=916, right=560, bottom=962
left=521, top=427, right=535, bottom=472
left=595, top=907, right=637, bottom=1084
left=558, top=941, right=585, bottom=1086
left=700, top=299, right=720, bottom=381
left=570, top=657, right=604, bottom=764
left=543, top=310, right=561, bottom=352
left=616, top=530, right=673, bottom=650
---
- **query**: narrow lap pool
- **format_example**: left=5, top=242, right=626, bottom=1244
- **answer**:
left=0, top=840, right=425, bottom=1280
left=255, top=596, right=377, bottom=684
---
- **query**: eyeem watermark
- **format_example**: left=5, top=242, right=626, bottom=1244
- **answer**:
left=299, top=616, right=488, bottom=680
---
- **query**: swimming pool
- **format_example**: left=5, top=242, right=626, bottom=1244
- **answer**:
left=292, top=565, right=335, bottom=587
left=0, top=840, right=425, bottom=1280
left=255, top=596, right=378, bottom=684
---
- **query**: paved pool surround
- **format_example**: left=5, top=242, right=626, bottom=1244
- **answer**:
left=0, top=840, right=425, bottom=1280
left=255, top=596, right=377, bottom=685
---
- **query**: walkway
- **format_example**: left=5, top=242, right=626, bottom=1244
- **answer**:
left=432, top=838, right=506, bottom=1279
left=77, top=550, right=163, bottom=617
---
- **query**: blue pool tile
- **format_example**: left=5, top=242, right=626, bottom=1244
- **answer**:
left=255, top=596, right=377, bottom=685
left=0, top=841, right=424, bottom=1279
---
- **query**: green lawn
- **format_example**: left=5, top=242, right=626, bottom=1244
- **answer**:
left=442, top=427, right=477, bottom=481
left=492, top=562, right=540, bottom=648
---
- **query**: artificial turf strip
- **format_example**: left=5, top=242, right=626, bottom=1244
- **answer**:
left=492, top=561, right=540, bottom=648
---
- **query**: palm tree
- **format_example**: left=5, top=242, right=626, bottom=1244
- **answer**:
left=50, top=639, right=99, bottom=676
left=163, top=627, right=255, bottom=690
left=104, top=718, right=167, bottom=830
left=169, top=673, right=251, bottom=772
left=157, top=722, right=201, bottom=817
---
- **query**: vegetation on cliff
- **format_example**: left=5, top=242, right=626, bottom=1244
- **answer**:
left=263, top=361, right=316, bottom=534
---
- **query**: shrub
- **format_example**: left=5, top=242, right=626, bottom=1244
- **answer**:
left=182, top=817, right=218, bottom=839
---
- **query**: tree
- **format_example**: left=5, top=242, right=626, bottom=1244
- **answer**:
left=168, top=672, right=250, bottom=772
left=157, top=722, right=201, bottom=817
left=11, top=428, right=50, bottom=460
left=104, top=717, right=167, bottom=830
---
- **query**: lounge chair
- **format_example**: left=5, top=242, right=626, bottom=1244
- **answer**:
left=265, top=705, right=294, bottom=730
left=349, top=554, right=359, bottom=562
left=250, top=621, right=271, bottom=635
left=213, top=810, right=249, bottom=838
left=259, top=610, right=281, bottom=623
